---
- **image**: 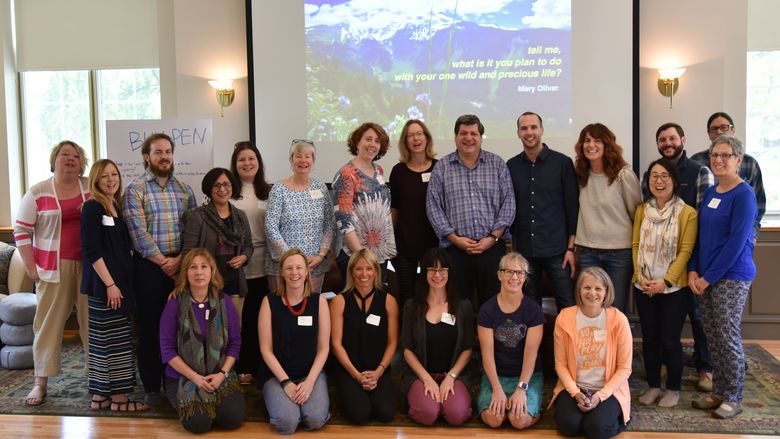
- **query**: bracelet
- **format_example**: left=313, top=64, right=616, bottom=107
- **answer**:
left=279, top=378, right=292, bottom=388
left=105, top=283, right=115, bottom=288
left=377, top=364, right=386, bottom=370
left=567, top=247, right=575, bottom=252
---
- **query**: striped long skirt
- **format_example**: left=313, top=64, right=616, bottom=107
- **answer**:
left=87, top=295, right=137, bottom=396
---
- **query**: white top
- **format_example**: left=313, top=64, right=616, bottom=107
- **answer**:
left=575, top=308, right=607, bottom=390
left=231, top=182, right=268, bottom=278
left=575, top=166, right=642, bottom=249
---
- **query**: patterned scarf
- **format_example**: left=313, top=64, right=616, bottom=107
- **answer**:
left=636, top=196, right=684, bottom=285
left=175, top=289, right=240, bottom=420
left=201, top=201, right=246, bottom=248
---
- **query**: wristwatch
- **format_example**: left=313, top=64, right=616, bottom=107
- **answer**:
left=517, top=381, right=529, bottom=391
left=448, top=371, right=458, bottom=379
left=487, top=232, right=499, bottom=242
left=220, top=369, right=229, bottom=378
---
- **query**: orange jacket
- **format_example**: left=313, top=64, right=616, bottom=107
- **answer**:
left=547, top=306, right=633, bottom=424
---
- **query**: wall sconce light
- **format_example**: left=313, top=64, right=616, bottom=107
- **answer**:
left=657, top=68, right=685, bottom=109
left=208, top=80, right=235, bottom=117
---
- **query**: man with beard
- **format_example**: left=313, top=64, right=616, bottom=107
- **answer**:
left=426, top=114, right=516, bottom=306
left=641, top=122, right=714, bottom=392
left=123, top=133, right=197, bottom=405
left=507, top=112, right=579, bottom=312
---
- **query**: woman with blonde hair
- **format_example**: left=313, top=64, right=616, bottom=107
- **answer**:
left=159, top=248, right=244, bottom=433
left=259, top=248, right=331, bottom=434
left=330, top=249, right=399, bottom=423
left=80, top=159, right=147, bottom=411
left=14, top=140, right=91, bottom=406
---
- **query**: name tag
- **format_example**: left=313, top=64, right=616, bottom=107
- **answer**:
left=421, top=172, right=431, bottom=183
left=376, top=175, right=385, bottom=185
left=441, top=312, right=456, bottom=325
left=309, top=189, right=323, bottom=199
left=707, top=198, right=721, bottom=209
left=366, top=313, right=381, bottom=326
left=102, top=215, right=115, bottom=226
left=298, top=316, right=313, bottom=326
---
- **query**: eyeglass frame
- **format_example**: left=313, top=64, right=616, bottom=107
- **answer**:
left=707, top=124, right=734, bottom=134
left=498, top=268, right=528, bottom=278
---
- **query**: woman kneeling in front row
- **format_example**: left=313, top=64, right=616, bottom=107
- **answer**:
left=160, top=248, right=244, bottom=434
left=259, top=248, right=331, bottom=434
left=550, top=267, right=632, bottom=439
left=478, top=252, right=545, bottom=429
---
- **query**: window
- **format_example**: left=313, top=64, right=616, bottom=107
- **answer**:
left=746, top=51, right=780, bottom=217
left=20, top=68, right=160, bottom=187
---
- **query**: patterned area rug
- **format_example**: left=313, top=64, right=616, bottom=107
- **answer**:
left=0, top=342, right=778, bottom=435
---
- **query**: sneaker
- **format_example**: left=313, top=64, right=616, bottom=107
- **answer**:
left=658, top=390, right=680, bottom=408
left=713, top=401, right=743, bottom=419
left=692, top=394, right=722, bottom=410
left=144, top=391, right=163, bottom=407
left=697, top=371, right=713, bottom=392
left=238, top=374, right=253, bottom=385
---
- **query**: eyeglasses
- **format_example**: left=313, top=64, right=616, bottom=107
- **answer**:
left=291, top=139, right=315, bottom=146
left=649, top=173, right=671, bottom=182
left=707, top=124, right=733, bottom=134
left=710, top=152, right=736, bottom=161
left=426, top=267, right=449, bottom=274
left=212, top=182, right=232, bottom=190
left=499, top=269, right=528, bottom=278
left=406, top=132, right=425, bottom=139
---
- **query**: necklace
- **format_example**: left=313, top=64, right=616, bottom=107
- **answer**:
left=283, top=294, right=308, bottom=316
left=192, top=295, right=209, bottom=309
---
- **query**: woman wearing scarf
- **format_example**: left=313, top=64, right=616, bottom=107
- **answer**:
left=632, top=159, right=697, bottom=408
left=160, top=248, right=244, bottom=433
left=182, top=168, right=253, bottom=316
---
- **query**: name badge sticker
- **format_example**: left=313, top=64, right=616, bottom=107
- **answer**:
left=298, top=316, right=313, bottom=326
left=441, top=312, right=456, bottom=325
left=309, top=189, right=324, bottom=199
left=376, top=175, right=386, bottom=185
left=421, top=172, right=431, bottom=183
left=366, top=313, right=381, bottom=326
left=707, top=198, right=721, bottom=209
left=102, top=215, right=115, bottom=226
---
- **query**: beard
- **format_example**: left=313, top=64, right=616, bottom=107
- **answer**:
left=660, top=145, right=683, bottom=160
left=148, top=160, right=174, bottom=177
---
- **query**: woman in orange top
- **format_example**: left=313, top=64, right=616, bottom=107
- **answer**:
left=549, top=266, right=632, bottom=439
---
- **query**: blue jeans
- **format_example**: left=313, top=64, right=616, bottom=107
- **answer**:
left=577, top=247, right=633, bottom=315
left=522, top=253, right=575, bottom=312
left=262, top=373, right=330, bottom=435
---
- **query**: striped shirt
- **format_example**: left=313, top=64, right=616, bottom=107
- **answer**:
left=426, top=149, right=516, bottom=247
left=122, top=169, right=196, bottom=258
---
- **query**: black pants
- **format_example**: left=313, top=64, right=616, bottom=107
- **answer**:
left=133, top=255, right=174, bottom=393
left=556, top=392, right=625, bottom=439
left=334, top=368, right=397, bottom=424
left=446, top=242, right=504, bottom=306
left=237, top=276, right=269, bottom=376
left=522, top=253, right=575, bottom=312
left=635, top=287, right=689, bottom=390
left=392, top=254, right=423, bottom=306
left=165, top=377, right=245, bottom=433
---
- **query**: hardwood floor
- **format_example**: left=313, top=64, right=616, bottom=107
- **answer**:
left=1, top=340, right=778, bottom=439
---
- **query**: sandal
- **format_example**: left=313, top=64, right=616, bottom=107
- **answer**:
left=692, top=394, right=723, bottom=410
left=91, top=395, right=112, bottom=411
left=713, top=401, right=743, bottom=419
left=25, top=384, right=47, bottom=406
left=110, top=399, right=150, bottom=413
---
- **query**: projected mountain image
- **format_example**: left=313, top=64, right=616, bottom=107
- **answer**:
left=304, top=0, right=571, bottom=142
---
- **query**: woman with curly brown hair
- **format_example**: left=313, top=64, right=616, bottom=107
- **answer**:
left=573, top=123, right=642, bottom=315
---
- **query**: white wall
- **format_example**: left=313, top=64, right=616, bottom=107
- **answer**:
left=0, top=0, right=20, bottom=226
left=638, top=0, right=747, bottom=175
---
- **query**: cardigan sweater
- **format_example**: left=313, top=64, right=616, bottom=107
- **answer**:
left=549, top=306, right=633, bottom=425
left=14, top=177, right=90, bottom=283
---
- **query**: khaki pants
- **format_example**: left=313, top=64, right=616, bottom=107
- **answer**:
left=230, top=295, right=245, bottom=328
left=32, top=259, right=89, bottom=377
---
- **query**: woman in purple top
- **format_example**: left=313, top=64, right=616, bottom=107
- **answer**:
left=390, top=119, right=439, bottom=305
left=159, top=248, right=244, bottom=434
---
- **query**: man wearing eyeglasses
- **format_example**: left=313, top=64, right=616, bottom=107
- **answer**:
left=690, top=112, right=766, bottom=240
left=123, top=132, right=197, bottom=406
left=426, top=114, right=516, bottom=307
left=643, top=122, right=715, bottom=392
left=507, top=112, right=579, bottom=313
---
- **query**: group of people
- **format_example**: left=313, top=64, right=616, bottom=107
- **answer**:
left=11, top=110, right=762, bottom=436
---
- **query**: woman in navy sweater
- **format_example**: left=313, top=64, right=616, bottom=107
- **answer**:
left=688, top=135, right=757, bottom=420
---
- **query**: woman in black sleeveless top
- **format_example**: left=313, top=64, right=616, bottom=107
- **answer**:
left=259, top=248, right=331, bottom=434
left=330, top=248, right=399, bottom=423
